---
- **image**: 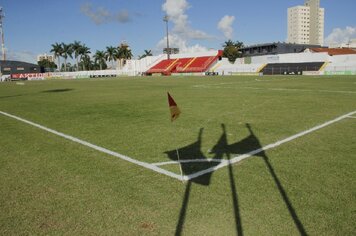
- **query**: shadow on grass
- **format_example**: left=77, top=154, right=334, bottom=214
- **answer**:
left=165, top=124, right=307, bottom=235
left=41, top=88, right=74, bottom=93
left=164, top=127, right=243, bottom=236
left=0, top=89, right=74, bottom=99
left=230, top=123, right=307, bottom=236
left=209, top=124, right=243, bottom=235
left=0, top=94, right=23, bottom=99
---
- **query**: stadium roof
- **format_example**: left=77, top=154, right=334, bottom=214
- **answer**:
left=307, top=48, right=356, bottom=56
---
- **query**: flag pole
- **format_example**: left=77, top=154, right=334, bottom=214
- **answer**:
left=167, top=92, right=184, bottom=182
left=174, top=130, right=184, bottom=182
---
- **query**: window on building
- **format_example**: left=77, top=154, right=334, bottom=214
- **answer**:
left=17, top=67, right=25, bottom=71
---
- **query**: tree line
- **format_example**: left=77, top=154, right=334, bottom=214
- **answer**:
left=46, top=41, right=140, bottom=72
left=40, top=40, right=243, bottom=72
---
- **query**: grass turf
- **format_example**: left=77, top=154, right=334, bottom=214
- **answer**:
left=0, top=75, right=355, bottom=235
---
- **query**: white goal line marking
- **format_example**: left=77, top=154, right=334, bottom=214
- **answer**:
left=241, top=86, right=356, bottom=94
left=152, top=159, right=229, bottom=166
left=1, top=110, right=355, bottom=182
left=0, top=111, right=183, bottom=181
left=192, top=78, right=288, bottom=88
left=184, top=110, right=356, bottom=181
left=194, top=83, right=356, bottom=94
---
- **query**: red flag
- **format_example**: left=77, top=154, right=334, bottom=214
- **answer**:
left=167, top=92, right=181, bottom=122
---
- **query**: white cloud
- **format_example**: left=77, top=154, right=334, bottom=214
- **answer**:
left=158, top=0, right=213, bottom=53
left=218, top=15, right=235, bottom=39
left=325, top=26, right=356, bottom=46
left=156, top=34, right=209, bottom=54
left=80, top=3, right=131, bottom=25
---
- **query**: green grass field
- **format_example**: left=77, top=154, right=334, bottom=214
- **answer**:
left=0, top=75, right=355, bottom=235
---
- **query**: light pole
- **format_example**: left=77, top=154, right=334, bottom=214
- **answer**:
left=163, top=15, right=170, bottom=60
left=0, top=7, right=5, bottom=61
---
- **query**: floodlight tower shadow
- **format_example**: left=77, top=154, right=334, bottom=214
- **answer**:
left=164, top=127, right=243, bottom=236
left=226, top=123, right=308, bottom=236
left=209, top=124, right=243, bottom=235
left=165, top=123, right=308, bottom=235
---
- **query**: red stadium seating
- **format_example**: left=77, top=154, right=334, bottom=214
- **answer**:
left=147, top=59, right=178, bottom=74
left=146, top=50, right=223, bottom=75
left=183, top=56, right=215, bottom=72
left=172, top=58, right=192, bottom=73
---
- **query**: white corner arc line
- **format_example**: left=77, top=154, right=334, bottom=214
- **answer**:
left=0, top=111, right=183, bottom=181
left=185, top=110, right=356, bottom=180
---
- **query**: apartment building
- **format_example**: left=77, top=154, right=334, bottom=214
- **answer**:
left=287, top=0, right=324, bottom=45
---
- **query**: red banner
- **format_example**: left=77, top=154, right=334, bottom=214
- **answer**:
left=11, top=73, right=50, bottom=80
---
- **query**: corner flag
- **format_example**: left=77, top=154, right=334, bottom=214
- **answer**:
left=167, top=92, right=181, bottom=122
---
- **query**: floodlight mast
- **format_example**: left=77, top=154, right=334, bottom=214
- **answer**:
left=163, top=15, right=170, bottom=60
left=0, top=7, right=5, bottom=61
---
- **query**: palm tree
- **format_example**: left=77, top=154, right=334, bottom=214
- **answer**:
left=79, top=44, right=91, bottom=71
left=50, top=42, right=63, bottom=71
left=80, top=54, right=93, bottom=71
left=139, top=49, right=153, bottom=59
left=105, top=46, right=118, bottom=69
left=71, top=41, right=82, bottom=71
left=93, top=50, right=106, bottom=70
left=222, top=40, right=244, bottom=63
left=61, top=43, right=73, bottom=71
left=223, top=40, right=235, bottom=48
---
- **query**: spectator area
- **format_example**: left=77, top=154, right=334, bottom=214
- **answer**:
left=146, top=51, right=223, bottom=75
left=261, top=62, right=325, bottom=75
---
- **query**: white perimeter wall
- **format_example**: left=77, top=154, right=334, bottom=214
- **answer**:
left=212, top=58, right=263, bottom=74
left=324, top=54, right=356, bottom=72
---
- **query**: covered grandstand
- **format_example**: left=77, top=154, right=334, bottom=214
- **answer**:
left=0, top=60, right=42, bottom=75
left=260, top=62, right=325, bottom=75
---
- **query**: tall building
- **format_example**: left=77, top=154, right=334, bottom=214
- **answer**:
left=37, top=53, right=54, bottom=62
left=287, top=0, right=324, bottom=45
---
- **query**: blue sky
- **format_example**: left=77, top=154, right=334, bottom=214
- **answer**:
left=1, top=0, right=356, bottom=63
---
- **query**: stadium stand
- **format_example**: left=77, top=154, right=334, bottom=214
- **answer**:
left=173, top=58, right=193, bottom=72
left=146, top=51, right=223, bottom=75
left=261, top=62, right=324, bottom=75
left=0, top=60, right=42, bottom=75
left=146, top=58, right=178, bottom=75
left=183, top=56, right=217, bottom=72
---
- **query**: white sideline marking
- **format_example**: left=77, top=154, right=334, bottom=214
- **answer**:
left=0, top=111, right=183, bottom=181
left=347, top=116, right=356, bottom=119
left=1, top=110, right=355, bottom=182
left=242, top=86, right=356, bottom=94
left=185, top=110, right=356, bottom=181
left=192, top=79, right=288, bottom=88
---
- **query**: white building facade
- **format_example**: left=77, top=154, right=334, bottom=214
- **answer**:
left=287, top=0, right=324, bottom=45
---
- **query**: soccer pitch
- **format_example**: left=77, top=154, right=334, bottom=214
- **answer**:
left=1, top=75, right=355, bottom=235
